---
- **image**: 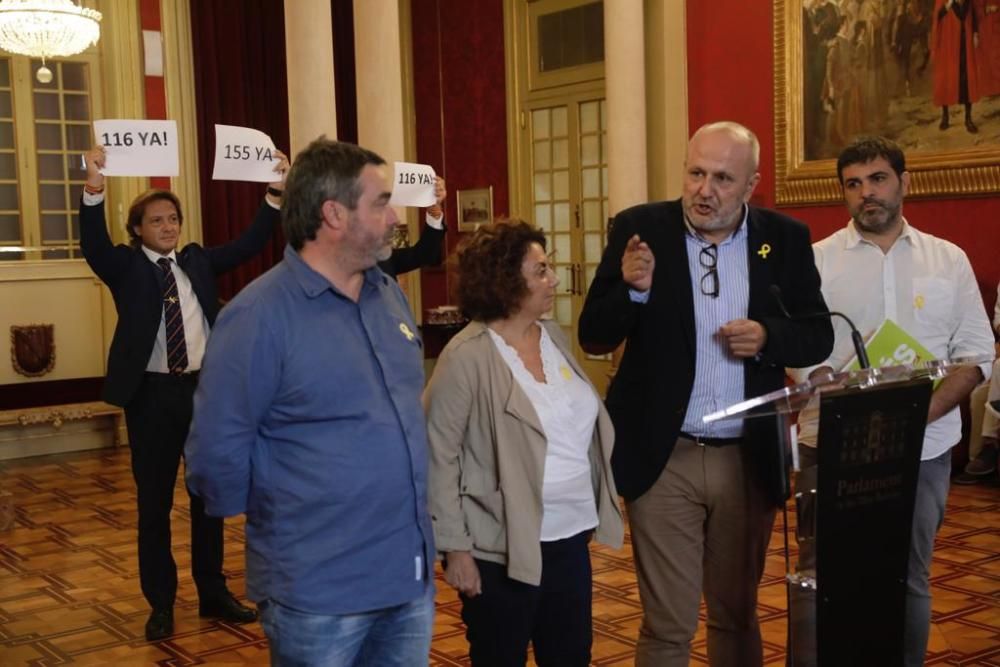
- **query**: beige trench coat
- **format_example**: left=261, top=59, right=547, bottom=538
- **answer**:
left=423, top=319, right=624, bottom=586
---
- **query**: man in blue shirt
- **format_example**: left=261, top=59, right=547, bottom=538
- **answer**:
left=185, top=138, right=435, bottom=665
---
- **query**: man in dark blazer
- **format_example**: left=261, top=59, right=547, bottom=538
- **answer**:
left=379, top=176, right=447, bottom=279
left=79, top=144, right=287, bottom=641
left=579, top=122, right=833, bottom=667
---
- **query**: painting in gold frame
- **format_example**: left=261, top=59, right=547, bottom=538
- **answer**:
left=457, top=187, right=494, bottom=232
left=775, top=0, right=1000, bottom=206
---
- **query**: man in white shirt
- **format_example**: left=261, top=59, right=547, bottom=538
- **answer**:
left=792, top=136, right=995, bottom=666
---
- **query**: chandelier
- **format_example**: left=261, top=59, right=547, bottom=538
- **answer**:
left=0, top=0, right=102, bottom=82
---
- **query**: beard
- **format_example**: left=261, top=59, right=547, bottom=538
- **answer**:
left=682, top=198, right=744, bottom=236
left=375, top=239, right=393, bottom=262
left=851, top=196, right=902, bottom=235
left=346, top=213, right=395, bottom=267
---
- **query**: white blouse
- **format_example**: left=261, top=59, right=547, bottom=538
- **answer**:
left=488, top=324, right=599, bottom=541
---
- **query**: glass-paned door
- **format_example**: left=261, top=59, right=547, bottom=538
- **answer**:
left=525, top=95, right=611, bottom=390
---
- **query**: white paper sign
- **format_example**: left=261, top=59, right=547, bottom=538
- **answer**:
left=389, top=161, right=437, bottom=207
left=212, top=124, right=281, bottom=182
left=94, top=119, right=179, bottom=177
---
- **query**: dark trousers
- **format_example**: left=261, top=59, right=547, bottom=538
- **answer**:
left=458, top=530, right=593, bottom=667
left=124, top=372, right=225, bottom=610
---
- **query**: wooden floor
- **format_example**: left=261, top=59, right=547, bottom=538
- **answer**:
left=1, top=447, right=998, bottom=665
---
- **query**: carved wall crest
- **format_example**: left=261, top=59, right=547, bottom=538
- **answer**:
left=10, top=324, right=55, bottom=377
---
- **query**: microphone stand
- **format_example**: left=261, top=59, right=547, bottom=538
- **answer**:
left=769, top=284, right=870, bottom=666
left=769, top=285, right=870, bottom=370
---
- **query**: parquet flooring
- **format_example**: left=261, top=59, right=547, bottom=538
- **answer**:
left=1, top=448, right=998, bottom=665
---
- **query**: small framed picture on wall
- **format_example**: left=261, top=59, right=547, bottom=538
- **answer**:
left=456, top=186, right=493, bottom=232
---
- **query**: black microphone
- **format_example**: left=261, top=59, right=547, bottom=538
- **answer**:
left=769, top=284, right=870, bottom=370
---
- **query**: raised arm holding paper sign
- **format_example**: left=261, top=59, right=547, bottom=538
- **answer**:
left=93, top=119, right=180, bottom=177
left=389, top=161, right=438, bottom=207
left=380, top=172, right=447, bottom=279
left=212, top=124, right=282, bottom=182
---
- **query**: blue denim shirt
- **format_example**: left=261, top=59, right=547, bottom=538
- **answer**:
left=185, top=245, right=434, bottom=615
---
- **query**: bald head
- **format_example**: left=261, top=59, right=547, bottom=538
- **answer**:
left=689, top=121, right=760, bottom=173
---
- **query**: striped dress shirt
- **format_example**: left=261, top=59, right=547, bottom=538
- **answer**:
left=680, top=209, right=750, bottom=438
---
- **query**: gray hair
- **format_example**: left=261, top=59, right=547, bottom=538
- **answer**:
left=281, top=137, right=386, bottom=250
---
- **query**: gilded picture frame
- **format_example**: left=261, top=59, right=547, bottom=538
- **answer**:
left=775, top=0, right=1000, bottom=206
left=457, top=187, right=494, bottom=232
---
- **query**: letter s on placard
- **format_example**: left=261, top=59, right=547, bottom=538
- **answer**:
left=893, top=344, right=917, bottom=365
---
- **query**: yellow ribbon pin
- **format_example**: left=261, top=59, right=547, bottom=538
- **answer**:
left=560, top=365, right=572, bottom=381
left=757, top=243, right=771, bottom=259
left=914, top=294, right=925, bottom=310
left=399, top=323, right=415, bottom=341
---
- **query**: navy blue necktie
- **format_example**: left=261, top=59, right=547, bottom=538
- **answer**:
left=157, top=258, right=188, bottom=374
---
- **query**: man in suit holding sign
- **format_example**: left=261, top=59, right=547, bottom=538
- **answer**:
left=80, top=142, right=288, bottom=641
left=380, top=175, right=447, bottom=279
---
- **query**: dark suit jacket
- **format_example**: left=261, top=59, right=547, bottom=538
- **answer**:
left=578, top=200, right=834, bottom=503
left=379, top=224, right=445, bottom=278
left=80, top=199, right=280, bottom=408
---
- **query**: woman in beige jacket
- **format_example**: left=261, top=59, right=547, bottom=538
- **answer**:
left=424, top=220, right=624, bottom=666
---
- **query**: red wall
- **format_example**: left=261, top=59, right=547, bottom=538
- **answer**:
left=412, top=0, right=510, bottom=311
left=686, top=2, right=999, bottom=320
left=140, top=0, right=170, bottom=191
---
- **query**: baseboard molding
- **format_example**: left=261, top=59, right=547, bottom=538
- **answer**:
left=0, top=401, right=126, bottom=461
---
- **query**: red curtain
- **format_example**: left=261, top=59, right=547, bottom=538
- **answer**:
left=412, top=0, right=510, bottom=310
left=190, top=0, right=290, bottom=301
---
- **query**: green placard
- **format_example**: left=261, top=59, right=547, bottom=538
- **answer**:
left=845, top=319, right=935, bottom=372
